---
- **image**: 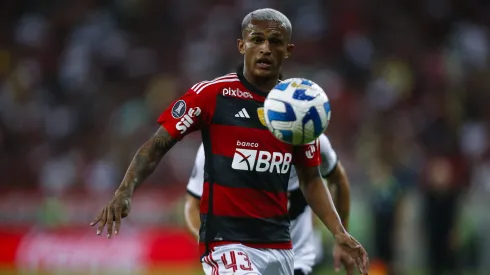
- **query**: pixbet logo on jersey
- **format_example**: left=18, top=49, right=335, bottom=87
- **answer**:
left=231, top=147, right=292, bottom=174
left=222, top=88, right=253, bottom=99
left=175, top=107, right=201, bottom=134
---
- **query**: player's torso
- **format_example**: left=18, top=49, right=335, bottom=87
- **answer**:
left=199, top=76, right=294, bottom=247
left=204, top=80, right=294, bottom=193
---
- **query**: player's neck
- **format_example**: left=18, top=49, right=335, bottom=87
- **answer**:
left=243, top=71, right=278, bottom=93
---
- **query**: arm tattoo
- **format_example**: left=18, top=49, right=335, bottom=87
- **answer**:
left=118, top=127, right=177, bottom=195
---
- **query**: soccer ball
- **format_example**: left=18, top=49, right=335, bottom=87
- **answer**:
left=264, top=78, right=331, bottom=145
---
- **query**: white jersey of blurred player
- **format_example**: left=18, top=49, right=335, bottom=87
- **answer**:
left=187, top=133, right=338, bottom=274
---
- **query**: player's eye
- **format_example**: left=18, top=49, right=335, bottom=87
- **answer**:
left=252, top=37, right=264, bottom=43
left=269, top=38, right=283, bottom=45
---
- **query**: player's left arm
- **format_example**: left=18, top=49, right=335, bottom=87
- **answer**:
left=295, top=140, right=369, bottom=274
left=294, top=140, right=344, bottom=235
left=317, top=134, right=351, bottom=229
left=296, top=164, right=345, bottom=236
left=324, top=162, right=350, bottom=229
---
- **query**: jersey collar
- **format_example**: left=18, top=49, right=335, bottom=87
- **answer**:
left=236, top=63, right=275, bottom=98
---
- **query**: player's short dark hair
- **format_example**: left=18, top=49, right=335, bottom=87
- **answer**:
left=241, top=8, right=292, bottom=39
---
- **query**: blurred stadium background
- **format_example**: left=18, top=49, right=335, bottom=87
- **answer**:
left=0, top=0, right=489, bottom=274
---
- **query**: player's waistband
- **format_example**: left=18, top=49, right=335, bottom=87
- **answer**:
left=199, top=240, right=292, bottom=255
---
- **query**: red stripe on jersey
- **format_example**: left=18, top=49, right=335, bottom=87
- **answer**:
left=200, top=182, right=288, bottom=218
left=209, top=124, right=293, bottom=158
left=194, top=76, right=240, bottom=94
left=191, top=73, right=238, bottom=91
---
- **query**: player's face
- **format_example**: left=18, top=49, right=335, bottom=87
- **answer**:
left=238, top=19, right=294, bottom=79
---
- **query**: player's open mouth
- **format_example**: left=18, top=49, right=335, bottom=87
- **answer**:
left=256, top=58, right=272, bottom=69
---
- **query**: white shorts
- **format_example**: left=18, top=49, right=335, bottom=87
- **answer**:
left=202, top=244, right=294, bottom=275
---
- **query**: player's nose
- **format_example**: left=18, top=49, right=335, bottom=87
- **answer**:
left=259, top=41, right=272, bottom=55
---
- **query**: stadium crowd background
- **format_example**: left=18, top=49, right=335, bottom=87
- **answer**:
left=0, top=0, right=489, bottom=274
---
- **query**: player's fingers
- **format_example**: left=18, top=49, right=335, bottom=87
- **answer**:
left=106, top=206, right=114, bottom=239
left=333, top=250, right=341, bottom=272
left=114, top=205, right=122, bottom=235
left=90, top=212, right=103, bottom=226
left=340, top=255, right=354, bottom=275
left=352, top=256, right=361, bottom=274
left=341, top=246, right=358, bottom=261
left=357, top=256, right=368, bottom=275
left=362, top=253, right=370, bottom=274
left=355, top=247, right=369, bottom=273
left=345, top=263, right=354, bottom=275
left=96, top=208, right=107, bottom=235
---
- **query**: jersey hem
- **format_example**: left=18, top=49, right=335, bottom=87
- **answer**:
left=322, top=160, right=338, bottom=178
left=199, top=240, right=292, bottom=255
left=186, top=189, right=201, bottom=199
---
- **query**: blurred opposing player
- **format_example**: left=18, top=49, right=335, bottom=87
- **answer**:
left=185, top=134, right=357, bottom=275
left=91, top=8, right=368, bottom=275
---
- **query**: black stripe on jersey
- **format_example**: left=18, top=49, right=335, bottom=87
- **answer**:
left=201, top=128, right=217, bottom=256
left=213, top=95, right=268, bottom=130
left=199, top=214, right=291, bottom=243
left=288, top=188, right=308, bottom=220
left=211, top=154, right=288, bottom=192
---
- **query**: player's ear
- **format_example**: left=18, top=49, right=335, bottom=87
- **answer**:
left=285, top=44, right=294, bottom=59
left=237, top=39, right=245, bottom=55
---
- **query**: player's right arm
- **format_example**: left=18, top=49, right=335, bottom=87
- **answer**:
left=184, top=144, right=205, bottom=238
left=91, top=83, right=216, bottom=239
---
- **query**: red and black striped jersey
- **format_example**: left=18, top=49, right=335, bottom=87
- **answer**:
left=157, top=65, right=321, bottom=254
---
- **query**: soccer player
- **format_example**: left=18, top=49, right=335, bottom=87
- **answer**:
left=185, top=134, right=357, bottom=275
left=91, top=8, right=369, bottom=275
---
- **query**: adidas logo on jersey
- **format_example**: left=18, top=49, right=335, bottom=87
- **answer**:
left=235, top=108, right=250, bottom=118
left=231, top=148, right=292, bottom=174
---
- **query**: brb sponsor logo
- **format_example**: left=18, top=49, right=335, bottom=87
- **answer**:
left=175, top=107, right=201, bottom=134
left=232, top=141, right=292, bottom=174
left=223, top=88, right=253, bottom=99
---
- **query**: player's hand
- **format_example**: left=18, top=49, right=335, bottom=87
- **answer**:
left=334, top=232, right=369, bottom=274
left=333, top=243, right=356, bottom=275
left=90, top=190, right=131, bottom=239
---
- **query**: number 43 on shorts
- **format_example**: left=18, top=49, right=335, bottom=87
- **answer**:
left=203, top=250, right=255, bottom=274
left=222, top=251, right=253, bottom=272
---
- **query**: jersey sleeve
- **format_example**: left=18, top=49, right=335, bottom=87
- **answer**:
left=318, top=134, right=339, bottom=177
left=186, top=144, right=205, bottom=198
left=293, top=139, right=321, bottom=167
left=157, top=84, right=216, bottom=140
